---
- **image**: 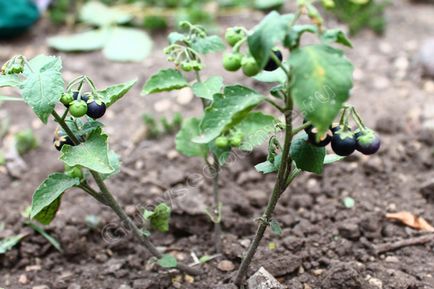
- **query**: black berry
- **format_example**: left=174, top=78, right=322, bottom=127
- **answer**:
left=331, top=130, right=356, bottom=156
left=264, top=49, right=282, bottom=71
left=86, top=100, right=107, bottom=119
left=355, top=130, right=381, bottom=155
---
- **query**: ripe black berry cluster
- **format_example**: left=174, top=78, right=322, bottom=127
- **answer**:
left=305, top=121, right=381, bottom=157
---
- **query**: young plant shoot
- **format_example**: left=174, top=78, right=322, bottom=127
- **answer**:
left=0, top=55, right=200, bottom=276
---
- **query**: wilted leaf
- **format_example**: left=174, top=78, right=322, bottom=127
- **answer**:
left=386, top=211, right=434, bottom=232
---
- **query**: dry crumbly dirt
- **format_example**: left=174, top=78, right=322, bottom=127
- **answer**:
left=1, top=0, right=434, bottom=288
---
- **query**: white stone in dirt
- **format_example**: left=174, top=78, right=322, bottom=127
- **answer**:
left=366, top=275, right=383, bottom=289
left=217, top=260, right=235, bottom=272
left=247, top=267, right=285, bottom=289
left=119, top=285, right=133, bottom=289
left=419, top=39, right=434, bottom=77
left=32, top=286, right=50, bottom=289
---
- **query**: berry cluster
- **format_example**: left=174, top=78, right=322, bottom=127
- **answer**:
left=60, top=91, right=107, bottom=119
left=214, top=131, right=244, bottom=149
left=1, top=56, right=25, bottom=75
left=304, top=110, right=381, bottom=157
left=223, top=27, right=283, bottom=77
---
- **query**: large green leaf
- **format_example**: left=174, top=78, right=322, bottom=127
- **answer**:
left=60, top=128, right=114, bottom=174
left=175, top=117, right=209, bottom=158
left=289, top=44, right=353, bottom=135
left=47, top=29, right=109, bottom=52
left=80, top=1, right=132, bottom=27
left=193, top=85, right=265, bottom=144
left=101, top=150, right=121, bottom=180
left=25, top=55, right=62, bottom=74
left=97, top=78, right=137, bottom=107
left=191, top=76, right=223, bottom=100
left=30, top=173, right=80, bottom=223
left=248, top=11, right=294, bottom=68
left=0, top=75, right=21, bottom=88
left=142, top=69, right=188, bottom=95
left=102, top=28, right=152, bottom=62
left=21, top=60, right=65, bottom=123
left=234, top=112, right=279, bottom=151
left=190, top=35, right=225, bottom=54
left=290, top=132, right=325, bottom=174
left=321, top=29, right=353, bottom=48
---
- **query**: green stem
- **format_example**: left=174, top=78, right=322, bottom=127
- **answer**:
left=351, top=107, right=367, bottom=132
left=291, top=121, right=311, bottom=137
left=52, top=111, right=202, bottom=276
left=265, top=98, right=285, bottom=113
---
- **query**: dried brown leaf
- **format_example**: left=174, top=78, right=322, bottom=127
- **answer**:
left=386, top=211, right=434, bottom=232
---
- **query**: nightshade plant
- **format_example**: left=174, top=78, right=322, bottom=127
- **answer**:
left=0, top=55, right=200, bottom=275
left=146, top=0, right=380, bottom=286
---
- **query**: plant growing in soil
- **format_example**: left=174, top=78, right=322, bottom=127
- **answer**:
left=0, top=55, right=201, bottom=275
left=146, top=0, right=381, bottom=286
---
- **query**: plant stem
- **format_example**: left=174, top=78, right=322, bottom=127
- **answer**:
left=51, top=111, right=202, bottom=276
left=194, top=70, right=222, bottom=252
left=234, top=111, right=295, bottom=286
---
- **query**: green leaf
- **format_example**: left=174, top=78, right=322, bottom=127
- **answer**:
left=144, top=203, right=171, bottom=232
left=26, top=221, right=62, bottom=252
left=324, top=154, right=345, bottom=164
left=289, top=45, right=353, bottom=135
left=255, top=154, right=282, bottom=174
left=234, top=112, right=279, bottom=151
left=191, top=76, right=223, bottom=100
left=175, top=117, right=209, bottom=158
left=25, top=55, right=62, bottom=74
left=193, top=85, right=265, bottom=144
left=157, top=254, right=177, bottom=268
left=321, top=29, right=353, bottom=48
left=0, top=234, right=26, bottom=254
left=284, top=24, right=317, bottom=49
left=168, top=32, right=185, bottom=44
left=0, top=75, right=21, bottom=87
left=248, top=11, right=294, bottom=68
left=101, top=150, right=121, bottom=180
left=30, top=173, right=80, bottom=222
left=103, top=28, right=152, bottom=62
left=209, top=142, right=231, bottom=166
left=270, top=219, right=282, bottom=235
left=190, top=35, right=225, bottom=54
left=21, top=61, right=65, bottom=123
left=290, top=132, right=325, bottom=174
left=60, top=128, right=114, bottom=174
left=253, top=64, right=287, bottom=84
left=47, top=29, right=109, bottom=52
left=97, top=78, right=137, bottom=107
left=254, top=0, right=284, bottom=10
left=142, top=69, right=188, bottom=95
left=80, top=1, right=132, bottom=27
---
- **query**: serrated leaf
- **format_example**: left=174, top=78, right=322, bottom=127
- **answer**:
left=30, top=173, right=80, bottom=222
left=144, top=203, right=171, bottom=232
left=175, top=117, right=209, bottom=158
left=289, top=45, right=353, bottom=135
left=47, top=29, right=109, bottom=52
left=142, top=69, right=188, bottom=95
left=157, top=254, right=177, bottom=268
left=21, top=62, right=65, bottom=123
left=193, top=85, right=264, bottom=144
left=103, top=27, right=152, bottom=62
left=284, top=24, right=317, bottom=49
left=321, top=29, right=353, bottom=48
left=234, top=112, right=278, bottom=151
left=290, top=132, right=325, bottom=174
left=248, top=11, right=294, bottom=68
left=60, top=128, right=114, bottom=174
left=191, top=35, right=225, bottom=54
left=324, top=154, right=345, bottom=164
left=191, top=76, right=223, bottom=100
left=25, top=55, right=62, bottom=75
left=80, top=1, right=133, bottom=26
left=0, top=234, right=26, bottom=254
left=0, top=75, right=21, bottom=88
left=270, top=219, right=282, bottom=235
left=97, top=78, right=137, bottom=107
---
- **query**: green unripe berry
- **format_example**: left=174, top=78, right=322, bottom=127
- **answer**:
left=69, top=100, right=88, bottom=118
left=60, top=93, right=74, bottom=106
left=181, top=62, right=193, bottom=72
left=223, top=53, right=242, bottom=71
left=241, top=56, right=261, bottom=77
left=215, top=136, right=229, bottom=149
left=225, top=28, right=244, bottom=47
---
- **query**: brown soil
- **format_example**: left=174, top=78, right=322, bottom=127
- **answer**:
left=1, top=0, right=434, bottom=288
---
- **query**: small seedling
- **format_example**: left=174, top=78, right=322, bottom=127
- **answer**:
left=0, top=55, right=200, bottom=276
